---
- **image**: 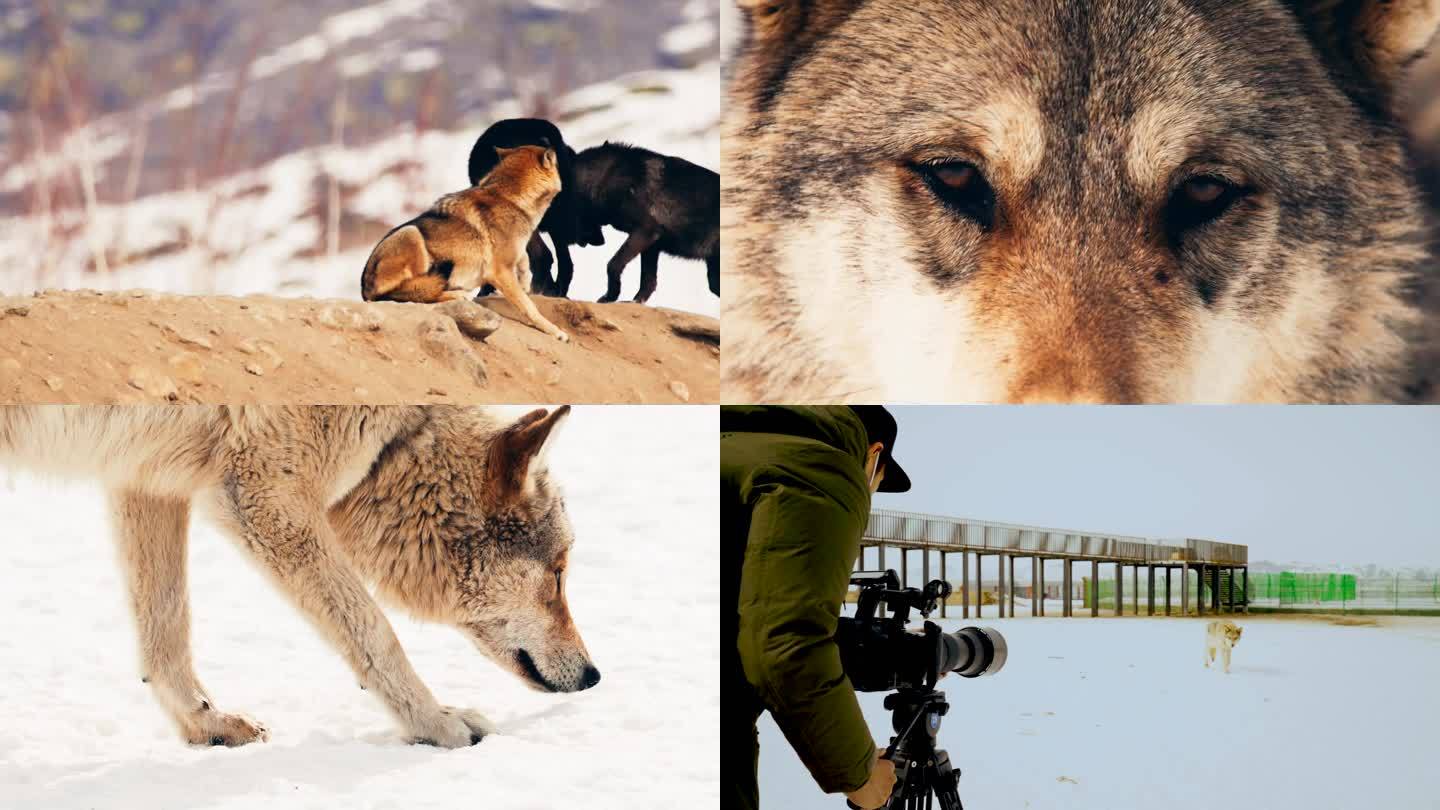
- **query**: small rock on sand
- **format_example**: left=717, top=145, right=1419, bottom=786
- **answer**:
left=417, top=316, right=488, bottom=386
left=437, top=299, right=504, bottom=341
left=669, top=381, right=691, bottom=402
left=4, top=304, right=31, bottom=317
left=236, top=338, right=284, bottom=372
left=44, top=375, right=64, bottom=392
left=318, top=304, right=385, bottom=332
left=157, top=322, right=213, bottom=349
left=127, top=366, right=179, bottom=400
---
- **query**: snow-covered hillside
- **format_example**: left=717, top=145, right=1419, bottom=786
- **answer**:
left=0, top=405, right=719, bottom=808
left=0, top=2, right=720, bottom=316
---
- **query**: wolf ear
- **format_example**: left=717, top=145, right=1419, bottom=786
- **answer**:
left=488, top=406, right=571, bottom=501
left=1293, top=0, right=1440, bottom=99
left=735, top=0, right=864, bottom=52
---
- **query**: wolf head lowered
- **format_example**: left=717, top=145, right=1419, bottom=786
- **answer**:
left=330, top=406, right=600, bottom=693
left=723, top=0, right=1440, bottom=403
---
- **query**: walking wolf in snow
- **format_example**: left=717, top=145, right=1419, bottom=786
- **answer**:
left=0, top=405, right=598, bottom=747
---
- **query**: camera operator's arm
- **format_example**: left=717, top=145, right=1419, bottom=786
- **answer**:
left=737, top=471, right=875, bottom=796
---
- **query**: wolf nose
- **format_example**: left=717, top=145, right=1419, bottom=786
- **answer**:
left=579, top=665, right=601, bottom=690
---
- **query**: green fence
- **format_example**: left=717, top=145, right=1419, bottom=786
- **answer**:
left=1249, top=573, right=1356, bottom=605
left=1079, top=571, right=1440, bottom=614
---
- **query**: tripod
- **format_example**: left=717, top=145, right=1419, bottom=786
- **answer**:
left=873, top=688, right=964, bottom=810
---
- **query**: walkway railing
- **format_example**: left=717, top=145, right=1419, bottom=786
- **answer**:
left=864, top=508, right=1247, bottom=565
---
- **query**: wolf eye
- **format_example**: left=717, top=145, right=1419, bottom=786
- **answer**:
left=912, top=161, right=996, bottom=230
left=1165, top=174, right=1245, bottom=239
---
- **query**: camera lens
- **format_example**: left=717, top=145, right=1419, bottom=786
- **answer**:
left=938, top=626, right=1007, bottom=678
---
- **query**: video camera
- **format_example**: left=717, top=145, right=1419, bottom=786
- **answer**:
left=836, top=570, right=1007, bottom=809
left=836, top=570, right=1007, bottom=691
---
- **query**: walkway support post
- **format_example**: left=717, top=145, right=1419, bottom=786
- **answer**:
left=1031, top=557, right=1039, bottom=617
left=939, top=552, right=948, bottom=618
left=1063, top=559, right=1073, bottom=617
left=997, top=552, right=1004, bottom=618
left=962, top=552, right=970, bottom=619
left=975, top=554, right=984, bottom=619
left=1009, top=556, right=1017, bottom=617
left=1092, top=560, right=1100, bottom=617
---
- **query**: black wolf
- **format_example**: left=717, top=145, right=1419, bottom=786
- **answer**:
left=572, top=142, right=719, bottom=304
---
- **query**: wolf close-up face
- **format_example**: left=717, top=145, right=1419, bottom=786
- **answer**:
left=722, top=0, right=1440, bottom=403
left=330, top=406, right=600, bottom=695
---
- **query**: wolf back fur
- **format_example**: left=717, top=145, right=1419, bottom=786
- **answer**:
left=466, top=118, right=604, bottom=297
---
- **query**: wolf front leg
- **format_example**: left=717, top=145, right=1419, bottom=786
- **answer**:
left=634, top=245, right=662, bottom=304
left=1222, top=646, right=1232, bottom=674
left=211, top=478, right=489, bottom=747
left=491, top=252, right=569, bottom=342
left=598, top=228, right=659, bottom=303
left=111, top=491, right=269, bottom=747
left=525, top=232, right=556, bottom=296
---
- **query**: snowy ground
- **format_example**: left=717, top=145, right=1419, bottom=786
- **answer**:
left=0, top=405, right=718, bottom=809
left=759, top=615, right=1440, bottom=810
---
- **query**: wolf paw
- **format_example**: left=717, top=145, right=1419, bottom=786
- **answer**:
left=597, top=293, right=618, bottom=304
left=553, top=330, right=570, bottom=343
left=408, top=706, right=495, bottom=748
left=184, top=710, right=269, bottom=748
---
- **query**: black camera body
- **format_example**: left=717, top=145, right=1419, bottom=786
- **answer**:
left=836, top=570, right=1006, bottom=808
left=835, top=570, right=1006, bottom=693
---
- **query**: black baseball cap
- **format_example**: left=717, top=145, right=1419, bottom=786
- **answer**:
left=848, top=406, right=911, bottom=493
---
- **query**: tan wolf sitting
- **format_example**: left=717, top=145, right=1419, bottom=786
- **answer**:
left=0, top=405, right=600, bottom=748
left=361, top=145, right=571, bottom=342
left=1204, top=619, right=1243, bottom=674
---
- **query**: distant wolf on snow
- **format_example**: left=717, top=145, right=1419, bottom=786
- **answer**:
left=361, top=144, right=571, bottom=341
left=722, top=0, right=1440, bottom=403
left=1205, top=619, right=1243, bottom=674
left=0, top=405, right=599, bottom=748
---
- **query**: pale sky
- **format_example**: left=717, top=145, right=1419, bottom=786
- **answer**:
left=871, top=406, right=1440, bottom=568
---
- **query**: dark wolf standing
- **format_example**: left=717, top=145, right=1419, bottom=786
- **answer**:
left=573, top=142, right=720, bottom=304
left=722, top=0, right=1440, bottom=403
left=467, top=118, right=606, bottom=296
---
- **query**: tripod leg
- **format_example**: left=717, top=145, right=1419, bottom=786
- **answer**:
left=930, top=750, right=964, bottom=810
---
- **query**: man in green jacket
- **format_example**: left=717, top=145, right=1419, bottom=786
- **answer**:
left=723, top=405, right=912, bottom=810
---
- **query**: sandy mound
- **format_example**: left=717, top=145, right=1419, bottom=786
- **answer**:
left=0, top=291, right=718, bottom=404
